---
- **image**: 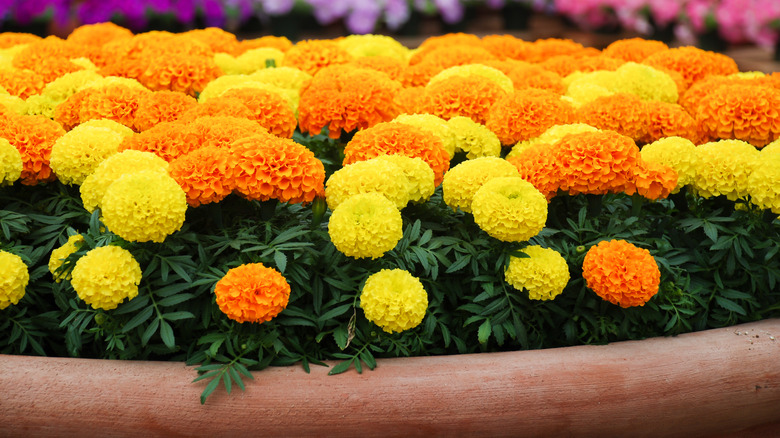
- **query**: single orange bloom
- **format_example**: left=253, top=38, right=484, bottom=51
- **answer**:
left=395, top=86, right=424, bottom=115
left=506, top=143, right=560, bottom=200
left=76, top=84, right=151, bottom=130
left=482, top=35, right=537, bottom=61
left=625, top=160, right=678, bottom=201
left=576, top=93, right=648, bottom=142
left=481, top=60, right=565, bottom=94
left=582, top=240, right=660, bottom=308
left=643, top=46, right=738, bottom=88
left=0, top=68, right=45, bottom=99
left=642, top=101, right=700, bottom=144
left=66, top=22, right=133, bottom=47
left=0, top=32, right=41, bottom=49
left=29, top=57, right=86, bottom=84
left=168, top=145, right=238, bottom=207
left=214, top=263, right=291, bottom=324
left=176, top=97, right=256, bottom=125
left=137, top=53, right=222, bottom=96
left=409, top=33, right=484, bottom=65
left=187, top=116, right=269, bottom=150
left=0, top=112, right=65, bottom=185
left=527, top=38, right=591, bottom=63
left=183, top=27, right=239, bottom=54
left=419, top=75, right=507, bottom=125
left=400, top=45, right=497, bottom=87
left=118, top=121, right=199, bottom=162
left=281, top=39, right=352, bottom=76
left=694, top=84, right=780, bottom=147
left=133, top=91, right=198, bottom=132
left=219, top=88, right=297, bottom=138
left=349, top=56, right=407, bottom=81
left=486, top=88, right=576, bottom=145
left=601, top=38, right=669, bottom=63
left=539, top=55, right=624, bottom=78
left=11, top=36, right=86, bottom=70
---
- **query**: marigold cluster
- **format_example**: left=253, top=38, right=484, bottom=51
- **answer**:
left=442, top=157, right=519, bottom=213
left=582, top=240, right=660, bottom=308
left=360, top=269, right=428, bottom=333
left=505, top=246, right=570, bottom=301
left=325, top=158, right=412, bottom=210
left=70, top=246, right=142, bottom=311
left=0, top=250, right=28, bottom=310
left=486, top=89, right=576, bottom=145
left=471, top=176, right=548, bottom=242
left=214, top=263, right=291, bottom=324
left=48, top=234, right=85, bottom=283
left=328, top=192, right=403, bottom=259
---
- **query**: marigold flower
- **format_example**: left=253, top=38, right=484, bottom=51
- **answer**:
left=66, top=22, right=133, bottom=47
left=169, top=146, right=237, bottom=207
left=471, top=176, right=547, bottom=242
left=0, top=138, right=22, bottom=186
left=40, top=70, right=104, bottom=104
left=80, top=150, right=169, bottom=213
left=505, top=246, right=569, bottom=301
left=137, top=53, right=222, bottom=97
left=118, top=121, right=199, bottom=163
left=176, top=96, right=256, bottom=125
left=249, top=66, right=312, bottom=95
left=481, top=60, right=566, bottom=95
left=446, top=116, right=501, bottom=159
left=214, top=47, right=285, bottom=75
left=748, top=153, right=780, bottom=213
left=482, top=35, right=536, bottom=61
left=642, top=101, right=700, bottom=144
left=48, top=234, right=85, bottom=282
left=0, top=250, right=29, bottom=310
left=610, top=62, right=679, bottom=103
left=410, top=33, right=484, bottom=64
left=1, top=93, right=28, bottom=114
left=281, top=39, right=352, bottom=76
left=325, top=158, right=412, bottom=210
left=328, top=192, right=403, bottom=260
left=185, top=27, right=239, bottom=54
left=625, top=160, right=678, bottom=201
left=392, top=114, right=456, bottom=158
left=442, top=157, right=519, bottom=213
left=49, top=124, right=124, bottom=185
left=695, top=84, right=780, bottom=147
left=59, top=84, right=151, bottom=131
left=235, top=36, right=293, bottom=55
left=298, top=65, right=402, bottom=138
left=692, top=140, right=760, bottom=201
left=338, top=34, right=410, bottom=60
left=101, top=170, right=187, bottom=243
left=349, top=56, right=406, bottom=81
left=70, top=246, right=142, bottom=311
left=0, top=113, right=65, bottom=185
left=133, top=91, right=198, bottom=132
left=506, top=143, right=560, bottom=200
left=418, top=75, right=506, bottom=125
left=394, top=86, right=424, bottom=114
left=186, top=116, right=268, bottom=150
left=374, top=154, right=435, bottom=203
left=0, top=32, right=41, bottom=49
left=486, top=88, right=576, bottom=145
left=428, top=64, right=514, bottom=94
left=678, top=75, right=738, bottom=115
left=540, top=55, right=624, bottom=78
left=602, top=38, right=669, bottom=63
left=640, top=137, right=699, bottom=192
left=401, top=45, right=497, bottom=87
left=343, top=122, right=450, bottom=186
left=643, top=46, right=739, bottom=88
left=214, top=263, right=291, bottom=324
left=219, top=87, right=297, bottom=138
left=360, top=269, right=428, bottom=333
left=575, top=94, right=648, bottom=142
left=582, top=239, right=660, bottom=308
left=507, top=123, right=598, bottom=159
left=230, top=134, right=326, bottom=204
left=0, top=68, right=45, bottom=99
left=529, top=38, right=591, bottom=63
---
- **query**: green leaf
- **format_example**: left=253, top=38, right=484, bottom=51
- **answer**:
left=333, top=325, right=348, bottom=350
left=714, top=296, right=747, bottom=315
left=156, top=293, right=195, bottom=307
left=141, top=318, right=160, bottom=346
left=122, top=306, right=154, bottom=333
left=445, top=255, right=471, bottom=273
left=162, top=311, right=195, bottom=321
left=159, top=320, right=175, bottom=349
left=477, top=319, right=492, bottom=344
left=274, top=251, right=287, bottom=273
left=200, top=374, right=222, bottom=404
left=702, top=222, right=718, bottom=242
left=328, top=359, right=354, bottom=375
left=318, top=303, right=352, bottom=322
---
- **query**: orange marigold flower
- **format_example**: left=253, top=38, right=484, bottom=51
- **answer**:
left=539, top=55, right=624, bottom=78
left=506, top=143, right=560, bottom=200
left=66, top=22, right=134, bottom=47
left=694, top=84, right=780, bottom=147
left=214, top=263, right=291, bottom=324
left=642, top=101, right=700, bottom=144
left=419, top=75, right=507, bottom=125
left=582, top=239, right=660, bottom=308
left=75, top=84, right=151, bottom=130
left=481, top=60, right=565, bottom=94
left=186, top=116, right=269, bottom=149
left=400, top=45, right=497, bottom=87
left=118, top=121, right=199, bottom=162
left=409, top=33, right=484, bottom=65
left=12, top=36, right=84, bottom=69
left=133, top=90, right=198, bottom=132
left=343, top=122, right=450, bottom=186
left=99, top=57, right=147, bottom=82
left=0, top=69, right=45, bottom=99
left=168, top=145, right=237, bottom=207
left=679, top=75, right=739, bottom=114
left=486, top=88, right=576, bottom=145
left=298, top=66, right=401, bottom=138
left=219, top=87, right=297, bottom=138
left=528, top=38, right=591, bottom=63
left=234, top=36, right=293, bottom=55
left=0, top=32, right=41, bottom=48
left=349, top=56, right=406, bottom=81
left=176, top=96, right=255, bottom=125
left=643, top=46, right=739, bottom=88
left=230, top=134, right=326, bottom=204
left=601, top=38, right=669, bottom=63
left=0, top=113, right=65, bottom=185
left=281, top=39, right=352, bottom=76
left=554, top=130, right=641, bottom=195
left=482, top=35, right=537, bottom=61
left=137, top=53, right=222, bottom=96
left=102, top=32, right=213, bottom=63
left=575, top=93, right=648, bottom=142
left=28, top=57, right=86, bottom=84
left=625, top=159, right=678, bottom=200
left=184, top=27, right=239, bottom=54
left=395, top=86, right=424, bottom=115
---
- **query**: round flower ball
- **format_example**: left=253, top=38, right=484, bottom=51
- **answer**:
left=325, top=158, right=412, bottom=210
left=640, top=136, right=698, bottom=193
left=49, top=124, right=125, bottom=185
left=392, top=114, right=457, bottom=159
left=328, top=192, right=403, bottom=259
left=446, top=116, right=501, bottom=159
left=582, top=239, right=660, bottom=308
left=48, top=234, right=85, bottom=282
left=374, top=154, right=435, bottom=203
left=214, top=263, right=291, bottom=324
left=70, top=246, right=142, bottom=311
left=471, top=176, right=548, bottom=242
left=101, top=170, right=187, bottom=243
left=360, top=269, right=428, bottom=334
left=748, top=153, right=780, bottom=214
left=692, top=140, right=760, bottom=201
left=505, top=246, right=570, bottom=301
left=442, top=157, right=519, bottom=213
left=0, top=250, right=28, bottom=310
left=0, top=137, right=22, bottom=186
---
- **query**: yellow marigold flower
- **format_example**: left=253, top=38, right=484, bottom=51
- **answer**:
left=0, top=93, right=27, bottom=114
left=214, top=47, right=285, bottom=75
left=582, top=239, right=660, bottom=308
left=763, top=139, right=780, bottom=154
left=611, top=62, right=678, bottom=103
left=214, top=263, right=291, bottom=324
left=0, top=138, right=22, bottom=186
left=101, top=170, right=187, bottom=243
left=446, top=116, right=500, bottom=159
left=471, top=176, right=547, bottom=242
left=692, top=140, right=760, bottom=201
left=507, top=123, right=598, bottom=160
left=24, top=94, right=57, bottom=118
left=50, top=125, right=125, bottom=185
left=70, top=245, right=142, bottom=311
left=78, top=118, right=134, bottom=138
left=428, top=64, right=514, bottom=94
left=374, top=154, right=435, bottom=203
left=505, top=245, right=569, bottom=301
left=325, top=158, right=412, bottom=210
left=564, top=81, right=614, bottom=108
left=392, top=114, right=456, bottom=158
left=338, top=34, right=410, bottom=60
left=80, top=150, right=170, bottom=213
left=328, top=192, right=403, bottom=259
left=0, top=250, right=28, bottom=310
left=360, top=268, right=428, bottom=333
left=48, top=234, right=85, bottom=282
left=442, top=157, right=519, bottom=213
left=40, top=69, right=103, bottom=104
left=640, top=136, right=698, bottom=193
left=249, top=66, right=312, bottom=93
left=197, top=75, right=296, bottom=112
left=748, top=153, right=780, bottom=213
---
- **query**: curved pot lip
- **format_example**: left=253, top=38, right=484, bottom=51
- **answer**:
left=2, top=319, right=779, bottom=438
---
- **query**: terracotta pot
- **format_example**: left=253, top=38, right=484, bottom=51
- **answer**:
left=1, top=319, right=779, bottom=437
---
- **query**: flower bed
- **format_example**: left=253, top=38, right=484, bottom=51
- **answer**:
left=0, top=25, right=779, bottom=406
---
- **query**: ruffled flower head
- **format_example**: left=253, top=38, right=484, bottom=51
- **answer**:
left=505, top=246, right=570, bottom=301
left=235, top=36, right=293, bottom=55
left=230, top=134, right=326, bottom=204
left=281, top=39, right=352, bottom=75
left=186, top=116, right=268, bottom=150
left=506, top=143, right=560, bottom=200
left=298, top=65, right=402, bottom=138
left=40, top=70, right=104, bottom=105
left=482, top=35, right=536, bottom=61
left=642, top=47, right=739, bottom=88
left=610, top=62, right=678, bottom=103
left=428, top=64, right=514, bottom=94
left=602, top=38, right=669, bottom=63
left=480, top=60, right=566, bottom=95
left=446, top=116, right=501, bottom=159
left=214, top=47, right=286, bottom=75
left=80, top=150, right=169, bottom=213
left=66, top=22, right=133, bottom=47
left=214, top=263, right=291, bottom=324
left=169, top=146, right=238, bottom=207
left=575, top=93, right=648, bottom=142
left=48, top=234, right=85, bottom=282
left=486, top=88, right=576, bottom=145
left=442, top=157, right=519, bottom=213
left=49, top=123, right=125, bottom=185
left=249, top=66, right=312, bottom=95
left=528, top=38, right=590, bottom=63
left=185, top=27, right=239, bottom=54
left=374, top=154, right=435, bottom=203
left=325, top=158, right=412, bottom=210
left=328, top=192, right=403, bottom=259
left=338, top=34, right=410, bottom=60
left=0, top=33, right=41, bottom=49
left=176, top=96, right=256, bottom=125
left=692, top=140, right=760, bottom=201
left=640, top=137, right=699, bottom=193
left=540, top=55, right=624, bottom=78
left=101, top=170, right=187, bottom=243
left=0, top=113, right=65, bottom=185
left=218, top=87, right=297, bottom=138
left=136, top=53, right=223, bottom=96
left=56, top=83, right=151, bottom=131
left=507, top=123, right=598, bottom=160
left=392, top=114, right=456, bottom=158
left=411, top=33, right=484, bottom=64
left=401, top=45, right=497, bottom=87
left=582, top=239, right=660, bottom=308
left=695, top=84, right=780, bottom=147
left=418, top=74, right=507, bottom=125
left=0, top=250, right=28, bottom=310
left=70, top=246, right=142, bottom=311
left=132, top=91, right=198, bottom=132
left=625, top=160, right=678, bottom=201
left=643, top=101, right=700, bottom=144
left=360, top=269, right=428, bottom=333
left=0, top=68, right=45, bottom=99
left=343, top=122, right=450, bottom=186
left=748, top=153, right=780, bottom=213
left=471, top=176, right=548, bottom=242
left=0, top=138, right=23, bottom=186
left=117, top=121, right=199, bottom=163
left=349, top=56, right=406, bottom=81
